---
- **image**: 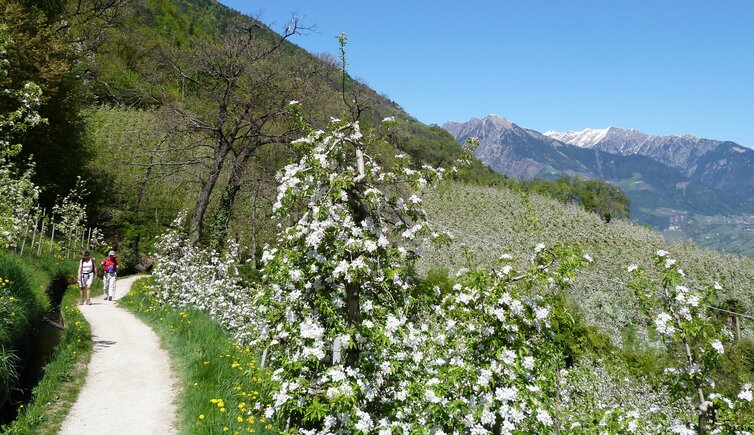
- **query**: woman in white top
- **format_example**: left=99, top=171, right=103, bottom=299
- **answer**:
left=78, top=251, right=96, bottom=305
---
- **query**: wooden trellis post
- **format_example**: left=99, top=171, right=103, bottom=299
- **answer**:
left=36, top=208, right=46, bottom=256
left=29, top=210, right=40, bottom=257
left=19, top=212, right=30, bottom=256
left=86, top=227, right=92, bottom=251
left=49, top=222, right=55, bottom=256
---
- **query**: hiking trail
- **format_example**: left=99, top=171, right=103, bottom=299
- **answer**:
left=59, top=275, right=177, bottom=434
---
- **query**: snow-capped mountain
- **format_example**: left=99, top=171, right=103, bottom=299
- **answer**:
left=544, top=127, right=722, bottom=169
left=543, top=126, right=754, bottom=196
left=443, top=115, right=586, bottom=179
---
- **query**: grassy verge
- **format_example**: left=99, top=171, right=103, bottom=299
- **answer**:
left=0, top=253, right=53, bottom=348
left=119, top=278, right=275, bottom=434
left=1, top=284, right=94, bottom=434
left=0, top=252, right=54, bottom=405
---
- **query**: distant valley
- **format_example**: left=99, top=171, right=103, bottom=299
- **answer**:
left=443, top=115, right=754, bottom=256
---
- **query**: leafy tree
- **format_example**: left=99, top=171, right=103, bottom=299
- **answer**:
left=525, top=176, right=630, bottom=222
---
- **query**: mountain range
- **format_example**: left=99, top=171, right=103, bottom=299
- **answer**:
left=443, top=115, right=754, bottom=254
left=544, top=126, right=754, bottom=198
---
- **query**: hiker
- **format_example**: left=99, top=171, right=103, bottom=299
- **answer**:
left=78, top=251, right=96, bottom=305
left=101, top=250, right=118, bottom=301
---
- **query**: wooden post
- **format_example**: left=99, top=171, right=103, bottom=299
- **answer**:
left=49, top=222, right=56, bottom=256
left=29, top=212, right=39, bottom=256
left=19, top=213, right=30, bottom=256
left=86, top=227, right=92, bottom=251
left=37, top=210, right=46, bottom=256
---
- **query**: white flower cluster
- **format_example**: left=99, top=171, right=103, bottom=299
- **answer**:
left=151, top=215, right=259, bottom=344
left=0, top=158, right=39, bottom=248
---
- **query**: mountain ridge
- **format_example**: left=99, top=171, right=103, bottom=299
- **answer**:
left=441, top=115, right=754, bottom=232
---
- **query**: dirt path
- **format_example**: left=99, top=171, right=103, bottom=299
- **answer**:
left=59, top=275, right=177, bottom=435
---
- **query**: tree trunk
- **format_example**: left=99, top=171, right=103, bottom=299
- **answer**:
left=344, top=178, right=368, bottom=367
left=134, top=138, right=164, bottom=211
left=210, top=145, right=255, bottom=250
left=189, top=143, right=230, bottom=245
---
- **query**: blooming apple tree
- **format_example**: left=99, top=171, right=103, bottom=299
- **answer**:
left=152, top=214, right=260, bottom=344
left=254, top=117, right=462, bottom=431
left=628, top=251, right=754, bottom=433
left=247, top=117, right=627, bottom=433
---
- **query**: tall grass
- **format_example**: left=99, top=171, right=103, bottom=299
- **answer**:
left=0, top=252, right=53, bottom=403
left=1, top=284, right=94, bottom=434
left=120, top=278, right=275, bottom=434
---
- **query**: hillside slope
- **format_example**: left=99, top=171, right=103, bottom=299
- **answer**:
left=76, top=0, right=508, bottom=257
left=421, top=182, right=754, bottom=340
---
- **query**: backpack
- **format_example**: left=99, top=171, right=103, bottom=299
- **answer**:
left=102, top=256, right=118, bottom=273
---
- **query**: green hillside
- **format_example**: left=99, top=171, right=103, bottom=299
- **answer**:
left=76, top=0, right=506, bottom=257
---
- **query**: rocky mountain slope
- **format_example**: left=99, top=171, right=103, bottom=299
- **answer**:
left=442, top=115, right=754, bottom=230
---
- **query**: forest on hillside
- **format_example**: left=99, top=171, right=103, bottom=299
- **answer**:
left=2, top=0, right=754, bottom=433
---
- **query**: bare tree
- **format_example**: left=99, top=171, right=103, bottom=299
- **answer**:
left=160, top=16, right=305, bottom=245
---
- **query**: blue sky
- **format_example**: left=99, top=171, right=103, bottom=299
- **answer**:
left=220, top=1, right=754, bottom=146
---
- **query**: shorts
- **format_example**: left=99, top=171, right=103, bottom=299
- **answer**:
left=79, top=272, right=94, bottom=287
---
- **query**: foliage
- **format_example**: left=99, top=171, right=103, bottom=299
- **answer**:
left=524, top=176, right=631, bottom=222
left=0, top=0, right=93, bottom=207
left=0, top=251, right=52, bottom=410
left=0, top=22, right=45, bottom=158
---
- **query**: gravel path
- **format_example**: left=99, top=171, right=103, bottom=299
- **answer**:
left=59, top=275, right=177, bottom=434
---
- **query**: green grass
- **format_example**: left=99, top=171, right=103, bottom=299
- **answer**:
left=1, top=284, right=94, bottom=434
left=0, top=252, right=55, bottom=403
left=119, top=278, right=275, bottom=434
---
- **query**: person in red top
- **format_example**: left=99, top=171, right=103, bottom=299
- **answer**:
left=101, top=250, right=118, bottom=301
